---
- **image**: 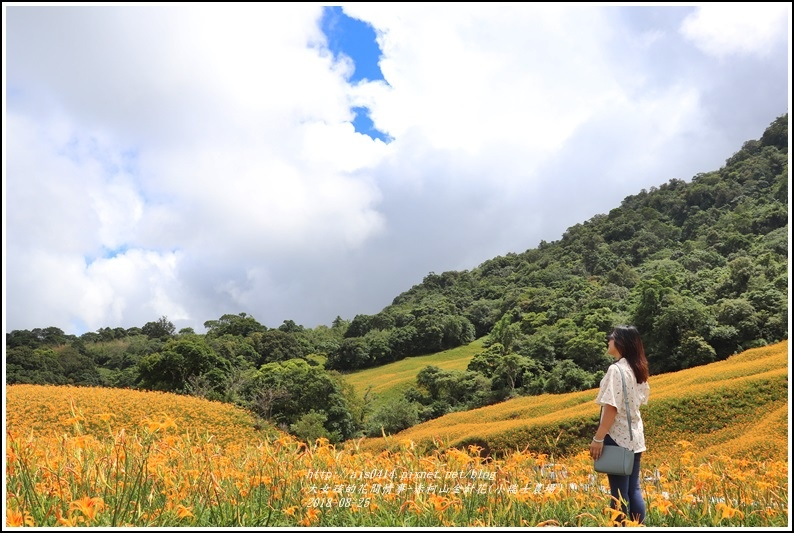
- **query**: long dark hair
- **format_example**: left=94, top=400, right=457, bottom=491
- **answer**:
left=611, top=325, right=649, bottom=384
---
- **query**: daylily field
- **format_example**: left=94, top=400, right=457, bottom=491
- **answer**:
left=5, top=342, right=790, bottom=527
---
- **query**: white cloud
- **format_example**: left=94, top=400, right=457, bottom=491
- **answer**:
left=680, top=4, right=791, bottom=59
left=5, top=113, right=123, bottom=255
left=80, top=249, right=187, bottom=326
left=347, top=3, right=623, bottom=158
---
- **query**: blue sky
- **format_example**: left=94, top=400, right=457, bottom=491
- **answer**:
left=322, top=6, right=391, bottom=143
left=3, top=3, right=791, bottom=335
left=322, top=6, right=385, bottom=85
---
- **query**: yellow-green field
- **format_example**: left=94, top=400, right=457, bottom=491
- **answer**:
left=341, top=337, right=485, bottom=409
left=5, top=341, right=789, bottom=527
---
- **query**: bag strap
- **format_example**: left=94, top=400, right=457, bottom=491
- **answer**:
left=614, top=363, right=634, bottom=442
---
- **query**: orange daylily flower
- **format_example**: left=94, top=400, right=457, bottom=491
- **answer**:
left=650, top=498, right=675, bottom=515
left=716, top=502, right=745, bottom=520
left=69, top=496, right=105, bottom=522
left=299, top=507, right=321, bottom=526
left=55, top=508, right=81, bottom=527
left=175, top=505, right=194, bottom=519
left=7, top=508, right=35, bottom=527
left=604, top=506, right=625, bottom=525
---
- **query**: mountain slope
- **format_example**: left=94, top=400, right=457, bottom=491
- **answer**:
left=330, top=113, right=788, bottom=384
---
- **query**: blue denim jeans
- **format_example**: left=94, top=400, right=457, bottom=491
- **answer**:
left=604, top=434, right=645, bottom=524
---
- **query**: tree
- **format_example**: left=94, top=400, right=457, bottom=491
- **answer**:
left=208, top=334, right=259, bottom=366
left=580, top=307, right=619, bottom=334
left=715, top=298, right=759, bottom=340
left=247, top=359, right=358, bottom=442
left=325, top=337, right=371, bottom=371
left=40, top=327, right=72, bottom=345
left=490, top=314, right=520, bottom=352
left=415, top=366, right=492, bottom=410
left=278, top=320, right=304, bottom=333
left=141, top=316, right=176, bottom=340
left=302, top=324, right=344, bottom=359
left=722, top=256, right=758, bottom=296
left=707, top=325, right=741, bottom=360
left=137, top=337, right=229, bottom=392
left=57, top=345, right=102, bottom=385
left=345, top=314, right=373, bottom=338
left=649, top=293, right=711, bottom=373
left=365, top=397, right=420, bottom=437
left=331, top=315, right=349, bottom=331
left=519, top=328, right=557, bottom=368
left=6, top=330, right=40, bottom=349
left=465, top=301, right=499, bottom=338
left=204, top=312, right=266, bottom=339
left=605, top=262, right=640, bottom=288
left=439, top=315, right=475, bottom=349
left=5, top=346, right=66, bottom=385
left=364, top=329, right=393, bottom=365
left=251, top=387, right=291, bottom=422
left=630, top=276, right=674, bottom=345
left=674, top=335, right=717, bottom=368
left=467, top=343, right=508, bottom=377
left=563, top=328, right=612, bottom=373
left=543, top=360, right=596, bottom=394
left=416, top=366, right=444, bottom=399
left=413, top=315, right=445, bottom=354
left=290, top=411, right=333, bottom=444
left=759, top=113, right=787, bottom=150
left=388, top=325, right=417, bottom=358
left=6, top=327, right=70, bottom=349
left=492, top=354, right=531, bottom=396
left=251, top=329, right=306, bottom=365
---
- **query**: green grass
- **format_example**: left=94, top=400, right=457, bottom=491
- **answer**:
left=341, top=337, right=486, bottom=409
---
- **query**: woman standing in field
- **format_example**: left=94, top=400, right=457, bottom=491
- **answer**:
left=589, top=325, right=650, bottom=524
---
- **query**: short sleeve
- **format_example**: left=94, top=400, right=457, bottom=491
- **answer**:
left=594, top=364, right=621, bottom=408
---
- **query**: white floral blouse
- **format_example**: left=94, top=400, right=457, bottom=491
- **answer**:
left=594, top=357, right=650, bottom=453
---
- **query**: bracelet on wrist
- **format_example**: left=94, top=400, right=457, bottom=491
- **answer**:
left=592, top=437, right=604, bottom=443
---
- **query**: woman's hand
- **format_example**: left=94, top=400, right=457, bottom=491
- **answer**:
left=590, top=439, right=604, bottom=460
left=591, top=405, right=616, bottom=460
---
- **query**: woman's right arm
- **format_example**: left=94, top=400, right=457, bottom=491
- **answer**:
left=590, top=404, right=617, bottom=460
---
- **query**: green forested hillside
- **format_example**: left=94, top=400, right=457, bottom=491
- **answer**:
left=351, top=112, right=787, bottom=377
left=5, top=114, right=789, bottom=444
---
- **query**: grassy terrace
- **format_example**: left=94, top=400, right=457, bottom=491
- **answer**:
left=341, top=337, right=485, bottom=410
